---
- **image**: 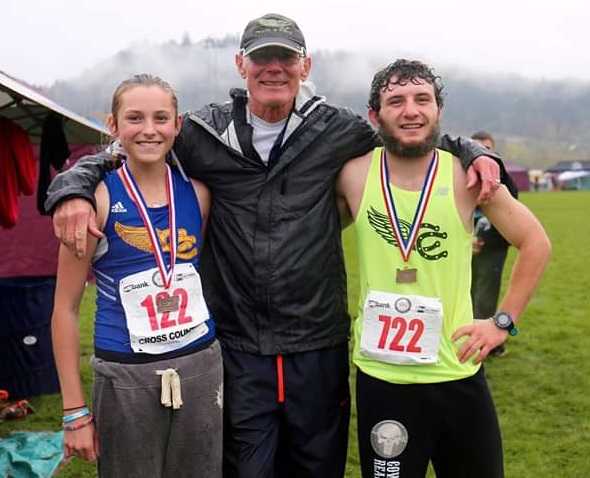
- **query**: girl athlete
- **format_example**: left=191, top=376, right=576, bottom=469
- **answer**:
left=52, top=74, right=222, bottom=477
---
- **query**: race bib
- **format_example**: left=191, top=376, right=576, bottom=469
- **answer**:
left=119, top=263, right=210, bottom=354
left=360, top=291, right=443, bottom=365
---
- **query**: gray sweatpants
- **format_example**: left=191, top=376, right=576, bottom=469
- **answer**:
left=92, top=340, right=223, bottom=478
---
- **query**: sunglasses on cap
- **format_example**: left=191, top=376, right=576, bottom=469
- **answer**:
left=245, top=47, right=304, bottom=66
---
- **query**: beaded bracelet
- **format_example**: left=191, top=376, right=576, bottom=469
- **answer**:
left=63, top=415, right=94, bottom=432
left=63, top=407, right=90, bottom=424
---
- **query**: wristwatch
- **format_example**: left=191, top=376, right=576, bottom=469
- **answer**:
left=492, top=312, right=518, bottom=336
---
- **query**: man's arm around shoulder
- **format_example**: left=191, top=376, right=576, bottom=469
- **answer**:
left=330, top=107, right=379, bottom=161
left=45, top=150, right=114, bottom=214
left=439, top=134, right=507, bottom=203
left=45, top=150, right=114, bottom=258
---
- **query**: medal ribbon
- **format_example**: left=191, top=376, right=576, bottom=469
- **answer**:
left=380, top=148, right=439, bottom=262
left=120, top=162, right=177, bottom=289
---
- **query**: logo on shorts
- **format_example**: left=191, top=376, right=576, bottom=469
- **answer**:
left=370, top=420, right=408, bottom=459
left=394, top=298, right=411, bottom=314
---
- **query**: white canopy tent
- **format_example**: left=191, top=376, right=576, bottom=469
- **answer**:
left=0, top=72, right=111, bottom=400
left=557, top=170, right=590, bottom=182
left=0, top=70, right=108, bottom=143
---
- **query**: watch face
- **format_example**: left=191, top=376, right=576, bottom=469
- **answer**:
left=495, top=313, right=512, bottom=328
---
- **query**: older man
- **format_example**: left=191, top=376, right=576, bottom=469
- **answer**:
left=46, top=14, right=505, bottom=478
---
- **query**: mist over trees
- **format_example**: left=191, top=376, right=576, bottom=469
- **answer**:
left=46, top=35, right=590, bottom=169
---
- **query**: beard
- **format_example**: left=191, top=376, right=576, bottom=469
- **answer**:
left=379, top=122, right=440, bottom=159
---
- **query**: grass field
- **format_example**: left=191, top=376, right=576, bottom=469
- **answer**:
left=2, top=191, right=589, bottom=477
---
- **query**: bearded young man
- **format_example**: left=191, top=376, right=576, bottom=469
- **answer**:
left=337, top=60, right=550, bottom=478
left=47, top=16, right=508, bottom=478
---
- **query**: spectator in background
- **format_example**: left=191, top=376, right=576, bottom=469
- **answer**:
left=471, top=131, right=518, bottom=357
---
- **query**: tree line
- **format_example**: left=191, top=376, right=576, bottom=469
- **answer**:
left=46, top=35, right=590, bottom=168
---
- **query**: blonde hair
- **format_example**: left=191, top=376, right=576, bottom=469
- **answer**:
left=111, top=74, right=178, bottom=119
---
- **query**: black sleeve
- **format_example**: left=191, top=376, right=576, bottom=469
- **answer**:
left=44, top=150, right=113, bottom=214
left=171, top=114, right=205, bottom=180
left=337, top=109, right=380, bottom=163
left=437, top=134, right=511, bottom=186
left=348, top=115, right=380, bottom=158
left=502, top=170, right=518, bottom=198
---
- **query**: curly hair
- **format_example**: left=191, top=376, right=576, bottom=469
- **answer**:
left=368, top=59, right=444, bottom=112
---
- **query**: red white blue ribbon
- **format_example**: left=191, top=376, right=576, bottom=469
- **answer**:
left=379, top=148, right=439, bottom=262
left=119, top=162, right=177, bottom=289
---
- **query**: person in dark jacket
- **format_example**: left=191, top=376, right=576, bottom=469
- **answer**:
left=45, top=13, right=507, bottom=478
left=471, top=131, right=518, bottom=358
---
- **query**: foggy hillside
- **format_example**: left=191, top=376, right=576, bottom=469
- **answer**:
left=47, top=35, right=590, bottom=169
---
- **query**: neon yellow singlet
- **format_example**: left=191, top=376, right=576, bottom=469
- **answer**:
left=352, top=147, right=479, bottom=384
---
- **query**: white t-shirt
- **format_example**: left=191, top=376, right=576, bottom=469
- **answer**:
left=248, top=112, right=287, bottom=165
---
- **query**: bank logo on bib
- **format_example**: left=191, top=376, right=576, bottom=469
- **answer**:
left=370, top=420, right=408, bottom=459
left=367, top=207, right=448, bottom=261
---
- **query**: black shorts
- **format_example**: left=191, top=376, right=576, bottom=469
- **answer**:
left=222, top=344, right=350, bottom=478
left=356, top=367, right=503, bottom=478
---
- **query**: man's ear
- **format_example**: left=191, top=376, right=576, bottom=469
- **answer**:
left=301, top=56, right=312, bottom=81
left=106, top=114, right=118, bottom=137
left=368, top=108, right=380, bottom=128
left=235, top=53, right=247, bottom=79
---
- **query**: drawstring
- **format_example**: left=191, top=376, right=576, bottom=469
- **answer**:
left=156, top=368, right=183, bottom=409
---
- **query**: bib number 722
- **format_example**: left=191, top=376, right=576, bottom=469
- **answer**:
left=377, top=315, right=424, bottom=353
left=139, top=288, right=192, bottom=331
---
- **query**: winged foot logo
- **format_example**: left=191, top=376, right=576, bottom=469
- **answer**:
left=114, top=221, right=198, bottom=260
left=367, top=207, right=448, bottom=261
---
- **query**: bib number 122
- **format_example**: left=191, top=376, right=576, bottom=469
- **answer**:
left=377, top=315, right=424, bottom=353
left=140, top=288, right=192, bottom=331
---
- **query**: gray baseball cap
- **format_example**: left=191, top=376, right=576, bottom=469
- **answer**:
left=240, top=13, right=306, bottom=56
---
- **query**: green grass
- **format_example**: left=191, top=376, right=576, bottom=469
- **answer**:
left=343, top=191, right=590, bottom=478
left=2, top=191, right=589, bottom=477
left=1, top=288, right=97, bottom=477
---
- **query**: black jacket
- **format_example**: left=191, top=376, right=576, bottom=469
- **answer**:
left=46, top=85, right=501, bottom=354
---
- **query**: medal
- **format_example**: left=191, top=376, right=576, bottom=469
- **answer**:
left=156, top=295, right=180, bottom=313
left=120, top=162, right=177, bottom=290
left=396, top=267, right=417, bottom=284
left=380, top=148, right=439, bottom=283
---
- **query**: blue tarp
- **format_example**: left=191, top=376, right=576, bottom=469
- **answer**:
left=0, top=431, right=63, bottom=478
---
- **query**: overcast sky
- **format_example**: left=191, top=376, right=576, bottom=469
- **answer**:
left=2, top=0, right=589, bottom=86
